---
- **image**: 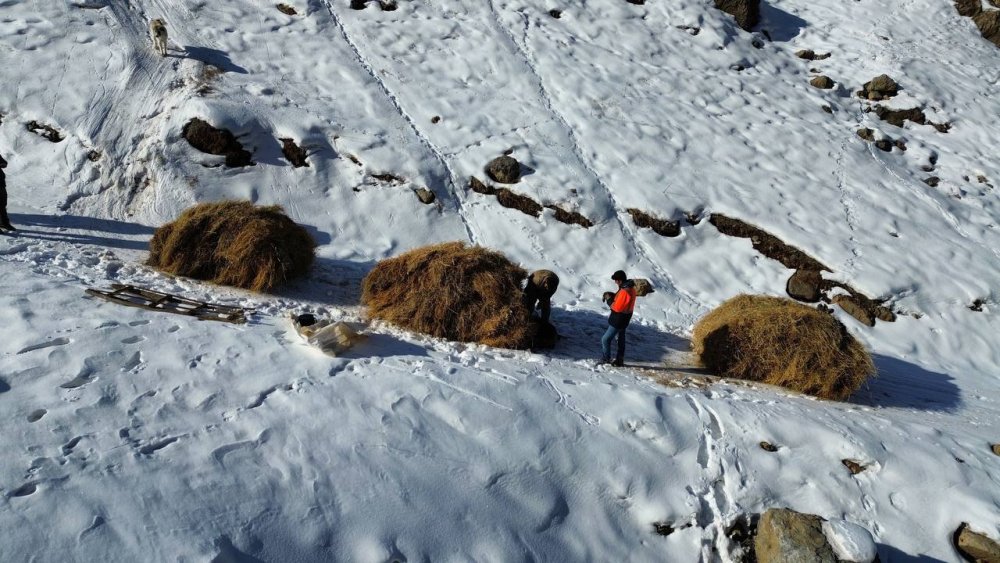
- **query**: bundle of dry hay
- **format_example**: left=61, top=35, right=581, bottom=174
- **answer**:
left=361, top=242, right=533, bottom=348
left=148, top=200, right=315, bottom=291
left=692, top=294, right=874, bottom=401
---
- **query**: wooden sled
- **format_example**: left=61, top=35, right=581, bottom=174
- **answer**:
left=86, top=284, right=250, bottom=324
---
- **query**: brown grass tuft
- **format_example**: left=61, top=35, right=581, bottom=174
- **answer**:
left=148, top=201, right=315, bottom=291
left=361, top=242, right=533, bottom=348
left=692, top=294, right=874, bottom=401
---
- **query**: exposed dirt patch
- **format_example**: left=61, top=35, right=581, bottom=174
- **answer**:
left=346, top=153, right=363, bottom=166
left=546, top=205, right=594, bottom=228
left=371, top=172, right=406, bottom=185
left=709, top=214, right=829, bottom=271
left=279, top=138, right=309, bottom=168
left=628, top=208, right=680, bottom=237
left=182, top=118, right=253, bottom=167
left=469, top=176, right=494, bottom=195
left=677, top=24, right=701, bottom=35
left=795, top=49, right=831, bottom=60
left=276, top=3, right=297, bottom=15
left=496, top=188, right=543, bottom=217
left=26, top=120, right=64, bottom=143
left=870, top=105, right=927, bottom=127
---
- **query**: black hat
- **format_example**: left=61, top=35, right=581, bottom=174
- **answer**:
left=611, top=270, right=627, bottom=281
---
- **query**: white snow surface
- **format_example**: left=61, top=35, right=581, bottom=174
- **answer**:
left=823, top=518, right=879, bottom=562
left=1, top=0, right=999, bottom=561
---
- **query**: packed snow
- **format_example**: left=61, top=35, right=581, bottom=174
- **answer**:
left=1, top=0, right=999, bottom=561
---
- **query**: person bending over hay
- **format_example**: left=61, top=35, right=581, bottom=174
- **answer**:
left=361, top=242, right=534, bottom=349
left=148, top=200, right=315, bottom=291
left=692, top=294, right=874, bottom=401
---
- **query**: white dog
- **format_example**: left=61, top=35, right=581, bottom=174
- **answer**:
left=150, top=18, right=168, bottom=56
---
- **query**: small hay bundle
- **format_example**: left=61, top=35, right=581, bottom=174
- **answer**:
left=692, top=294, right=874, bottom=400
left=148, top=200, right=315, bottom=291
left=362, top=242, right=532, bottom=348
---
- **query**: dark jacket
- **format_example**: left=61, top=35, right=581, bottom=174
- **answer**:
left=605, top=280, right=636, bottom=328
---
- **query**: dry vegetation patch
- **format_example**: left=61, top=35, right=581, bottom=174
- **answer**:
left=362, top=242, right=533, bottom=349
left=148, top=201, right=315, bottom=291
left=280, top=138, right=309, bottom=167
left=182, top=118, right=253, bottom=167
left=546, top=205, right=594, bottom=228
left=628, top=208, right=680, bottom=237
left=692, top=295, right=874, bottom=400
left=709, top=214, right=828, bottom=271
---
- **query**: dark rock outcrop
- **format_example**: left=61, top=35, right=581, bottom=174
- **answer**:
left=182, top=118, right=253, bottom=167
left=858, top=74, right=899, bottom=101
left=954, top=523, right=1000, bottom=563
left=485, top=155, right=521, bottom=184
left=755, top=509, right=838, bottom=563
left=714, top=0, right=760, bottom=31
left=810, top=75, right=835, bottom=89
left=787, top=270, right=823, bottom=302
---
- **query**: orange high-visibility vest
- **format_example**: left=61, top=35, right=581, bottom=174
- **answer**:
left=610, top=287, right=636, bottom=314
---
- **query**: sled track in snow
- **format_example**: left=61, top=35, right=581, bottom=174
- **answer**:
left=316, top=0, right=479, bottom=245
left=484, top=2, right=705, bottom=326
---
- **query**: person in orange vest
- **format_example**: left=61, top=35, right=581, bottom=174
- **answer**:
left=600, top=270, right=636, bottom=366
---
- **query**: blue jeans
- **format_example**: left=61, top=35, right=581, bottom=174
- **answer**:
left=601, top=325, right=626, bottom=363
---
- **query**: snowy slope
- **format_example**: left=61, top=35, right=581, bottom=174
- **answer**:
left=1, top=0, right=999, bottom=561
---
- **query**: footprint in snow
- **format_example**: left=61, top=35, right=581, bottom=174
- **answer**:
left=120, top=335, right=145, bottom=344
left=26, top=409, right=46, bottom=422
left=17, top=337, right=70, bottom=354
left=8, top=482, right=37, bottom=498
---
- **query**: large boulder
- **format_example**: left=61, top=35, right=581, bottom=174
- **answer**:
left=714, top=0, right=760, bottom=31
left=485, top=155, right=521, bottom=184
left=955, top=523, right=1000, bottom=563
left=858, top=75, right=899, bottom=101
left=755, top=509, right=838, bottom=563
left=973, top=10, right=1000, bottom=47
left=833, top=294, right=876, bottom=327
left=786, top=269, right=822, bottom=302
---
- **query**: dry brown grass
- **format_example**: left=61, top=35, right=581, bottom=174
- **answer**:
left=692, top=294, right=874, bottom=400
left=148, top=200, right=315, bottom=291
left=361, top=242, right=533, bottom=348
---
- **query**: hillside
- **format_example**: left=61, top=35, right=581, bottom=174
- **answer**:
left=1, top=0, right=999, bottom=561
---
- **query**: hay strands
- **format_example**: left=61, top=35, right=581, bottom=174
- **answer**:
left=85, top=284, right=250, bottom=324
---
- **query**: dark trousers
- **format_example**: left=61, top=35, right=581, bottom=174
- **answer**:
left=0, top=174, right=9, bottom=227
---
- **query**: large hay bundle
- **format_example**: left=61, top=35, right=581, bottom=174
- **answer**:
left=362, top=242, right=532, bottom=348
left=148, top=201, right=315, bottom=291
left=692, top=294, right=874, bottom=400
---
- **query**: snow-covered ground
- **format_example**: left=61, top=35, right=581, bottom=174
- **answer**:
left=1, top=0, right=998, bottom=561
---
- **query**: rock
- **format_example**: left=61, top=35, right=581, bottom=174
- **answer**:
left=755, top=508, right=838, bottom=563
left=873, top=105, right=926, bottom=127
left=859, top=74, right=899, bottom=100
left=924, top=176, right=940, bottom=187
left=714, top=0, right=760, bottom=31
left=856, top=128, right=875, bottom=142
left=973, top=10, right=1000, bottom=48
left=786, top=269, right=823, bottom=302
left=182, top=118, right=253, bottom=167
left=873, top=305, right=896, bottom=322
left=833, top=295, right=875, bottom=326
left=469, top=176, right=494, bottom=195
left=956, top=0, right=983, bottom=17
left=276, top=3, right=297, bottom=14
left=894, top=138, right=907, bottom=151
left=810, top=75, right=834, bottom=89
left=759, top=441, right=779, bottom=452
left=548, top=9, right=562, bottom=18
left=991, top=443, right=1000, bottom=455
left=280, top=138, right=309, bottom=168
left=415, top=188, right=436, bottom=204
left=815, top=52, right=832, bottom=60
left=633, top=278, right=655, bottom=297
left=955, top=523, right=1000, bottom=563
left=842, top=458, right=868, bottom=475
left=485, top=155, right=521, bottom=184
left=822, top=105, right=833, bottom=114
left=874, top=139, right=893, bottom=152
left=822, top=519, right=878, bottom=563
left=795, top=49, right=816, bottom=59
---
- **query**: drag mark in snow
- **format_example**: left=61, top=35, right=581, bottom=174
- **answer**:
left=317, top=0, right=479, bottom=244
left=138, top=436, right=180, bottom=456
left=17, top=337, right=70, bottom=354
left=534, top=375, right=599, bottom=426
left=484, top=2, right=704, bottom=321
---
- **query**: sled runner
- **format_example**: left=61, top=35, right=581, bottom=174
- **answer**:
left=85, top=284, right=250, bottom=324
